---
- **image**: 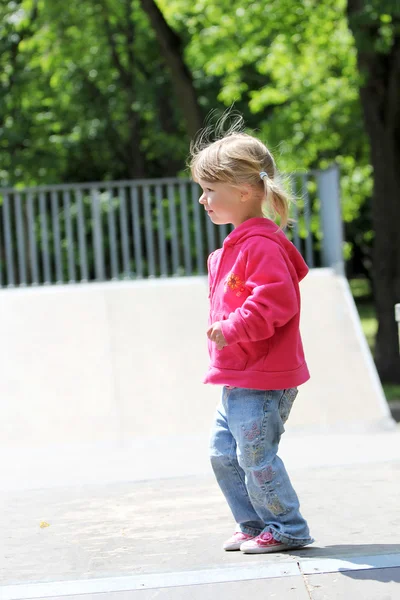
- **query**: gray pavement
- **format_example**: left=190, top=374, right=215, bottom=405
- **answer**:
left=1, top=434, right=400, bottom=600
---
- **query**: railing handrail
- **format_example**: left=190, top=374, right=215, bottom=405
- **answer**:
left=0, top=166, right=338, bottom=195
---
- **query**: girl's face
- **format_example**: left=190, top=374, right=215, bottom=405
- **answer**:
left=198, top=179, right=243, bottom=227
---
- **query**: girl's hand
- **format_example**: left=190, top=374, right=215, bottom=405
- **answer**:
left=207, top=322, right=227, bottom=350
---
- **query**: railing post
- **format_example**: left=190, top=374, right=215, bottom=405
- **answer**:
left=396, top=304, right=400, bottom=353
left=2, top=193, right=15, bottom=286
left=91, top=188, right=105, bottom=281
left=316, top=164, right=344, bottom=274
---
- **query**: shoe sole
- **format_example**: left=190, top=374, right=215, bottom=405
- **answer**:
left=240, top=543, right=291, bottom=554
left=223, top=544, right=242, bottom=551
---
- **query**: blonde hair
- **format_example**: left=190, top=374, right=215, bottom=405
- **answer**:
left=189, top=114, right=291, bottom=228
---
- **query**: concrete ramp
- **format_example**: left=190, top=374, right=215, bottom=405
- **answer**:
left=296, top=269, right=393, bottom=433
left=0, top=269, right=393, bottom=452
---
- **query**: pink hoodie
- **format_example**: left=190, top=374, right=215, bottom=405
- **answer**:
left=205, top=217, right=310, bottom=390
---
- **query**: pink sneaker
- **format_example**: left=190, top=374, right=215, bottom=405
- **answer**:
left=240, top=531, right=291, bottom=554
left=223, top=531, right=256, bottom=551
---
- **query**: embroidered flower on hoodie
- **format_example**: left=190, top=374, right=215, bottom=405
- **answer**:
left=225, top=272, right=246, bottom=297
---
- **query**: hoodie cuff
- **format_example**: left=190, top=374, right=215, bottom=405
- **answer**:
left=220, top=318, right=243, bottom=346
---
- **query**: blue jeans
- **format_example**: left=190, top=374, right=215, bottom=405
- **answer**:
left=210, top=387, right=314, bottom=547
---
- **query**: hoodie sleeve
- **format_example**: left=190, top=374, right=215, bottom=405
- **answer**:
left=220, top=240, right=302, bottom=345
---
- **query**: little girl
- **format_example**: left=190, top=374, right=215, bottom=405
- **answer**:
left=190, top=123, right=314, bottom=554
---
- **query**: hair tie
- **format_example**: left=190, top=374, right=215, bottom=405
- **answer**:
left=259, top=171, right=269, bottom=180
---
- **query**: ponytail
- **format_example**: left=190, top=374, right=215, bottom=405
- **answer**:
left=261, top=174, right=292, bottom=229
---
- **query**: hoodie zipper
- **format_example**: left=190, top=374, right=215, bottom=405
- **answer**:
left=210, top=245, right=228, bottom=303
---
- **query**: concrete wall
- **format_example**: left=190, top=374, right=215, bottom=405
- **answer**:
left=0, top=270, right=393, bottom=449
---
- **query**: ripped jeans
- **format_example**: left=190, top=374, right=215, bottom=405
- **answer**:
left=210, top=387, right=314, bottom=546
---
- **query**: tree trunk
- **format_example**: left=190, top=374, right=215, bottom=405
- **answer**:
left=370, top=131, right=400, bottom=382
left=125, top=0, right=145, bottom=179
left=126, top=110, right=145, bottom=179
left=102, top=0, right=145, bottom=178
left=139, top=0, right=203, bottom=138
left=347, top=1, right=400, bottom=382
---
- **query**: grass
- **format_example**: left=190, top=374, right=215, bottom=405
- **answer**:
left=349, top=278, right=400, bottom=404
left=356, top=303, right=378, bottom=351
left=382, top=384, right=400, bottom=403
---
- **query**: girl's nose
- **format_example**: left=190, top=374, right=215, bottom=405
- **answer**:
left=199, top=192, right=206, bottom=205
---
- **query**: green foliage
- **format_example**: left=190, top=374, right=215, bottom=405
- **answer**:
left=348, top=0, right=400, bottom=55
left=349, top=276, right=372, bottom=299
left=0, top=0, right=188, bottom=187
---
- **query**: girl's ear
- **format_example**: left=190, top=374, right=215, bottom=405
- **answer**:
left=239, top=184, right=252, bottom=202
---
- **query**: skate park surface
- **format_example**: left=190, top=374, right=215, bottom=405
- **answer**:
left=1, top=268, right=399, bottom=600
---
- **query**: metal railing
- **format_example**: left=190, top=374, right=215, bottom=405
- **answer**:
left=0, top=166, right=342, bottom=287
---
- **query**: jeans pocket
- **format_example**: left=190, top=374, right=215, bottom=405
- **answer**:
left=278, top=388, right=298, bottom=425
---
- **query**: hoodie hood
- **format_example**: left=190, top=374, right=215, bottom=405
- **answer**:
left=223, top=217, right=309, bottom=282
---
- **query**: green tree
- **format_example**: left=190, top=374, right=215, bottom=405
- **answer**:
left=139, top=0, right=203, bottom=137
left=0, top=0, right=191, bottom=186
